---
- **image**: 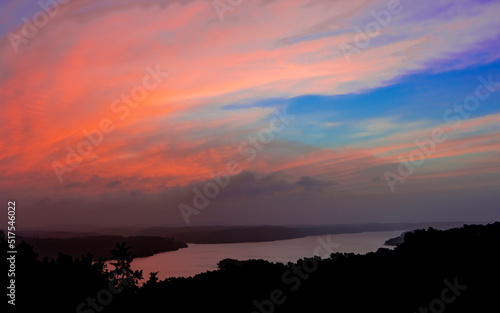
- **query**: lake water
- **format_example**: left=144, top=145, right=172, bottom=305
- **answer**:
left=129, top=230, right=403, bottom=281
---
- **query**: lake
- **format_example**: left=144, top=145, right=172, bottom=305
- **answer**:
left=128, top=230, right=404, bottom=281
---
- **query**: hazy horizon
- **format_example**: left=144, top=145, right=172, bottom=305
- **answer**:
left=15, top=220, right=490, bottom=233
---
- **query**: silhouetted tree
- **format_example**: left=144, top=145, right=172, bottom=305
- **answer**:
left=109, top=242, right=143, bottom=292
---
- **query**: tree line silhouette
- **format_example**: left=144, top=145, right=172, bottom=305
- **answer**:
left=1, top=222, right=499, bottom=312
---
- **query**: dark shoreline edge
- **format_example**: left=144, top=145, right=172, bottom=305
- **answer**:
left=7, top=221, right=480, bottom=259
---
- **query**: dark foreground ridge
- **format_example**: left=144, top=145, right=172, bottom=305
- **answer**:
left=1, top=222, right=499, bottom=313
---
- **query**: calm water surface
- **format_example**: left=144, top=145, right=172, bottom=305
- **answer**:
left=130, top=230, right=403, bottom=280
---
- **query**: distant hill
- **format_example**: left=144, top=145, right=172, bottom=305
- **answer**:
left=17, top=221, right=474, bottom=244
left=171, top=226, right=306, bottom=244
left=17, top=235, right=187, bottom=259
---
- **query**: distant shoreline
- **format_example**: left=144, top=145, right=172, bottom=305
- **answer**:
left=6, top=221, right=478, bottom=260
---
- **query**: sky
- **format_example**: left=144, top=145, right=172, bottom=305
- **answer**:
left=0, top=0, right=499, bottom=227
